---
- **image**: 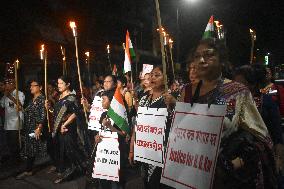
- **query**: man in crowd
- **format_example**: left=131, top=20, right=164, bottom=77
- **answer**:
left=0, top=79, right=25, bottom=163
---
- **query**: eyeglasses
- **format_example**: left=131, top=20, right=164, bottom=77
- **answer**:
left=193, top=48, right=216, bottom=62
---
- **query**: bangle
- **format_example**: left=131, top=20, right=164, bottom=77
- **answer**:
left=49, top=109, right=54, bottom=113
left=129, top=151, right=134, bottom=153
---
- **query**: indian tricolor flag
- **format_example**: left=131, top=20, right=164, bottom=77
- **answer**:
left=202, top=15, right=215, bottom=39
left=112, top=64, right=117, bottom=76
left=107, top=87, right=130, bottom=134
left=123, top=30, right=136, bottom=73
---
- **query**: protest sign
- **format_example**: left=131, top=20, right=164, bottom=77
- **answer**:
left=88, top=96, right=106, bottom=131
left=134, top=107, right=168, bottom=167
left=92, top=130, right=120, bottom=182
left=142, top=64, right=153, bottom=77
left=161, top=102, right=226, bottom=189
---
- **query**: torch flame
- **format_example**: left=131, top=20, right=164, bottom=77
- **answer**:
left=107, top=45, right=110, bottom=53
left=15, top=59, right=19, bottom=69
left=70, top=21, right=76, bottom=28
left=70, top=21, right=77, bottom=36
left=214, top=21, right=220, bottom=28
left=40, top=44, right=45, bottom=60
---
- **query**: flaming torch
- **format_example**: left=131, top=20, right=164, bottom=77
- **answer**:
left=14, top=59, right=22, bottom=148
left=69, top=21, right=88, bottom=124
left=249, top=28, right=256, bottom=64
left=40, top=44, right=51, bottom=132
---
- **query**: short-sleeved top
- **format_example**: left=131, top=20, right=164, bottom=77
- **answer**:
left=0, top=89, right=25, bottom=130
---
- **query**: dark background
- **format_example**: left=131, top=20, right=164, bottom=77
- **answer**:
left=0, top=0, right=283, bottom=79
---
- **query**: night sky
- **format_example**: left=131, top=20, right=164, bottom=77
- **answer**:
left=0, top=0, right=283, bottom=72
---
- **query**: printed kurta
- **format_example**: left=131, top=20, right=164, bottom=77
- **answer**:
left=23, top=94, right=47, bottom=158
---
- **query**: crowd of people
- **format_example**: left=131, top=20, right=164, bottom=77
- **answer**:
left=0, top=38, right=284, bottom=189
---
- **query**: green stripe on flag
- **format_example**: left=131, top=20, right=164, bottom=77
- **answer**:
left=130, top=48, right=136, bottom=57
left=107, top=108, right=130, bottom=134
left=202, top=31, right=214, bottom=39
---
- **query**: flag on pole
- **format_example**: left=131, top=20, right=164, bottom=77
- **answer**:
left=123, top=30, right=135, bottom=73
left=112, top=64, right=117, bottom=76
left=107, top=87, right=130, bottom=134
left=202, top=15, right=215, bottom=39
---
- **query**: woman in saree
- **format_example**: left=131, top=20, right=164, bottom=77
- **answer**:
left=46, top=76, right=87, bottom=184
left=165, top=38, right=278, bottom=188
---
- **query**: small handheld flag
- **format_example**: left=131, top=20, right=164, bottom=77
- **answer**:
left=123, top=30, right=135, bottom=73
left=202, top=15, right=215, bottom=39
left=107, top=87, right=130, bottom=134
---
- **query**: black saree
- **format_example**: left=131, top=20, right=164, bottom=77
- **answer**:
left=52, top=94, right=89, bottom=182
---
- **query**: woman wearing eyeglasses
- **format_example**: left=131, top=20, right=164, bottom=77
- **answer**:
left=16, top=79, right=47, bottom=179
left=165, top=38, right=277, bottom=188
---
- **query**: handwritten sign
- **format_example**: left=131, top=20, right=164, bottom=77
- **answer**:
left=88, top=96, right=106, bottom=131
left=134, top=107, right=168, bottom=167
left=92, top=130, right=120, bottom=182
left=142, top=64, right=153, bottom=78
left=161, top=102, right=226, bottom=189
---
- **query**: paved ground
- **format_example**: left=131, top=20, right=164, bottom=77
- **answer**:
left=0, top=163, right=86, bottom=189
left=0, top=160, right=144, bottom=189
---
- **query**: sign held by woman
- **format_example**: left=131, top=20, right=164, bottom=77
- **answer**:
left=161, top=102, right=226, bottom=189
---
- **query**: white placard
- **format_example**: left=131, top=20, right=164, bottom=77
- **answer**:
left=92, top=130, right=120, bottom=182
left=88, top=96, right=107, bottom=131
left=134, top=107, right=168, bottom=167
left=142, top=64, right=153, bottom=78
left=161, top=102, right=226, bottom=189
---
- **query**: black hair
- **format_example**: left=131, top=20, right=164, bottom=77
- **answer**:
left=58, top=75, right=73, bottom=91
left=152, top=64, right=167, bottom=88
left=117, top=76, right=127, bottom=87
left=190, top=38, right=231, bottom=79
left=98, top=80, right=104, bottom=86
left=234, top=65, right=256, bottom=86
left=48, top=80, right=57, bottom=88
left=152, top=65, right=164, bottom=73
left=196, top=38, right=228, bottom=65
left=30, top=78, right=43, bottom=87
left=251, top=64, right=267, bottom=88
left=101, top=89, right=115, bottom=102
